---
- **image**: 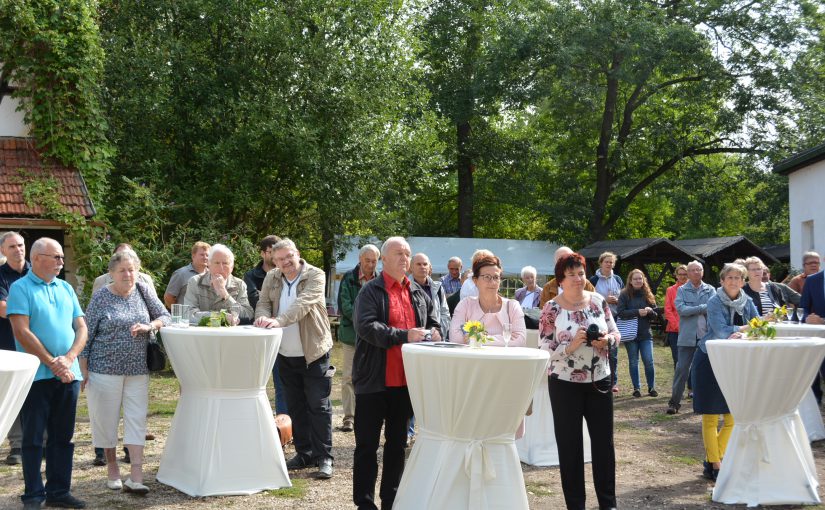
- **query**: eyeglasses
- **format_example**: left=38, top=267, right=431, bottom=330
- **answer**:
left=477, top=274, right=501, bottom=282
left=804, top=261, right=820, bottom=266
left=38, top=254, right=65, bottom=261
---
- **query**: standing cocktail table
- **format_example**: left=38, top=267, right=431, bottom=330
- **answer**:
left=156, top=326, right=288, bottom=496
left=707, top=338, right=825, bottom=506
left=395, top=343, right=548, bottom=510
left=0, top=350, right=39, bottom=443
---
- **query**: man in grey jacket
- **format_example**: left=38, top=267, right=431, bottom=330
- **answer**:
left=410, top=253, right=450, bottom=340
left=667, top=261, right=715, bottom=414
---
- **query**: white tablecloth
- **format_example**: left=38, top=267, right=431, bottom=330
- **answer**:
left=707, top=338, right=825, bottom=507
left=515, top=334, right=591, bottom=467
left=156, top=326, right=289, bottom=496
left=395, top=344, right=549, bottom=510
left=776, top=324, right=825, bottom=442
left=0, top=351, right=39, bottom=443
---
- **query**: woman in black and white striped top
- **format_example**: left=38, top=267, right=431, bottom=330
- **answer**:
left=741, top=256, right=800, bottom=316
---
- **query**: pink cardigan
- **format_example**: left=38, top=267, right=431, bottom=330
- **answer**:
left=450, top=296, right=527, bottom=347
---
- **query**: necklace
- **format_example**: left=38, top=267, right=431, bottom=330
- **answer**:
left=479, top=296, right=501, bottom=314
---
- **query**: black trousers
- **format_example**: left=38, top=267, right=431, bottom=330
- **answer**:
left=353, top=387, right=413, bottom=510
left=549, top=376, right=616, bottom=510
left=277, top=353, right=333, bottom=462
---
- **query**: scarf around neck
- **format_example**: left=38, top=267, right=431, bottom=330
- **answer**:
left=716, top=286, right=749, bottom=317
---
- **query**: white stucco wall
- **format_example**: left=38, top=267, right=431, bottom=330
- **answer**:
left=788, top=160, right=825, bottom=270
left=0, top=95, right=29, bottom=137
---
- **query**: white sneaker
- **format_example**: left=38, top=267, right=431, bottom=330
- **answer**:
left=123, top=477, right=149, bottom=495
left=106, top=478, right=123, bottom=490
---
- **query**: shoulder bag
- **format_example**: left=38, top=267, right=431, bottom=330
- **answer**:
left=615, top=316, right=638, bottom=342
left=136, top=282, right=167, bottom=372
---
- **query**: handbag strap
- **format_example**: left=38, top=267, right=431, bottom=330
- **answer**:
left=134, top=282, right=158, bottom=343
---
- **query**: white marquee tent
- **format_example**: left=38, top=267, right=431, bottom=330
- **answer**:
left=334, top=236, right=560, bottom=277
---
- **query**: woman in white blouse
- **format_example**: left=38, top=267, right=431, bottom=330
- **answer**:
left=539, top=252, right=619, bottom=510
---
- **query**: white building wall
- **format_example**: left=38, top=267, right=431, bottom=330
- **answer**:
left=788, top=160, right=825, bottom=270
left=0, top=95, right=29, bottom=137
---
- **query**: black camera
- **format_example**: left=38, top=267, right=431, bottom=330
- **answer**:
left=585, top=324, right=601, bottom=347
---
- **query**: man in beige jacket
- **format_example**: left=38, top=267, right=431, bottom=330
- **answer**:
left=254, top=238, right=334, bottom=479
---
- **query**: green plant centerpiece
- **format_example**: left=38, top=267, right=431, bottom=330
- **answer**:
left=198, top=310, right=232, bottom=327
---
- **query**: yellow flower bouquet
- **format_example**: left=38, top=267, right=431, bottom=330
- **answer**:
left=462, top=320, right=489, bottom=348
left=746, top=316, right=776, bottom=340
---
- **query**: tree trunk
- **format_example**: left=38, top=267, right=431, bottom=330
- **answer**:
left=457, top=120, right=473, bottom=237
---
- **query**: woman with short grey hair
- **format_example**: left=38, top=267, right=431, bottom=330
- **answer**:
left=81, top=250, right=170, bottom=494
left=692, top=262, right=758, bottom=481
left=514, top=265, right=541, bottom=309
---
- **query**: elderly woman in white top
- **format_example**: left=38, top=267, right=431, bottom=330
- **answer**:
left=183, top=243, right=253, bottom=324
left=514, top=265, right=541, bottom=309
left=80, top=250, right=170, bottom=494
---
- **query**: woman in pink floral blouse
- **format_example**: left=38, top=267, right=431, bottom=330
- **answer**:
left=539, top=253, right=620, bottom=510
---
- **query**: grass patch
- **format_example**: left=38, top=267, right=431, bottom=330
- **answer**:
left=670, top=455, right=701, bottom=466
left=525, top=481, right=553, bottom=497
left=148, top=400, right=178, bottom=416
left=649, top=412, right=677, bottom=424
left=265, top=478, right=308, bottom=498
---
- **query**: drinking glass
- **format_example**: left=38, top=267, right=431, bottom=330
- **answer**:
left=209, top=310, right=222, bottom=328
left=229, top=304, right=242, bottom=326
left=171, top=304, right=191, bottom=328
left=797, top=308, right=806, bottom=323
left=502, top=323, right=512, bottom=348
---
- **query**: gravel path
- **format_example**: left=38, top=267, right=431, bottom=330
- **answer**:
left=1, top=343, right=824, bottom=509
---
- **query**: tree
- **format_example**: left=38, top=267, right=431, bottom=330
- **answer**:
left=526, top=0, right=809, bottom=244
left=417, top=0, right=534, bottom=237
left=99, top=0, right=442, bottom=273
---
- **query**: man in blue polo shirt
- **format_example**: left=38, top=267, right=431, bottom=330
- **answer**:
left=8, top=238, right=87, bottom=509
left=0, top=232, right=30, bottom=466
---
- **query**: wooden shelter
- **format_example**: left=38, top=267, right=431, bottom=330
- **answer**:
left=674, top=236, right=779, bottom=282
left=579, top=238, right=700, bottom=293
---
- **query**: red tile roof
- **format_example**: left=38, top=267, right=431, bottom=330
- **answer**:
left=0, top=137, right=95, bottom=218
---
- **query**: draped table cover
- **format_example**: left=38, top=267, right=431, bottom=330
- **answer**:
left=0, top=350, right=39, bottom=443
left=775, top=323, right=825, bottom=442
left=707, top=338, right=825, bottom=507
left=156, top=326, right=289, bottom=496
left=395, top=343, right=549, bottom=510
left=516, top=330, right=591, bottom=466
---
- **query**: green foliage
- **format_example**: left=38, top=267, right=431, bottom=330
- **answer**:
left=99, top=0, right=443, bottom=276
left=0, top=0, right=113, bottom=202
left=0, top=0, right=114, bottom=298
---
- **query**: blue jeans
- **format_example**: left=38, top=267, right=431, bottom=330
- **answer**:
left=20, top=379, right=79, bottom=504
left=624, top=336, right=655, bottom=391
left=272, top=361, right=288, bottom=414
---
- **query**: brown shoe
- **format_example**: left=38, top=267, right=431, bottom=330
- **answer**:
left=339, top=419, right=353, bottom=432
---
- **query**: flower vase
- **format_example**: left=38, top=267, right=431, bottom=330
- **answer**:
left=469, top=335, right=480, bottom=348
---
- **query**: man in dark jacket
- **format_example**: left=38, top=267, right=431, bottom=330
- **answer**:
left=352, top=236, right=441, bottom=510
left=336, top=244, right=379, bottom=432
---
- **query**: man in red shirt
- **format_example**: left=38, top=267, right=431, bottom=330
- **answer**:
left=664, top=265, right=688, bottom=367
left=352, top=237, right=441, bottom=510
